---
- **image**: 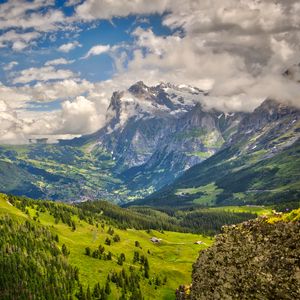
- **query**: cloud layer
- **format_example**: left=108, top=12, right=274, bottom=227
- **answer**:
left=0, top=0, right=300, bottom=143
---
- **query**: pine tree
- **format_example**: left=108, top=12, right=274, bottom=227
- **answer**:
left=107, top=227, right=114, bottom=235
left=113, top=234, right=121, bottom=242
left=144, top=257, right=150, bottom=279
left=71, top=220, right=76, bottom=231
left=85, top=247, right=91, bottom=256
left=106, top=251, right=112, bottom=260
left=62, top=244, right=70, bottom=256
left=133, top=251, right=139, bottom=263
left=93, top=283, right=101, bottom=299
left=105, top=280, right=111, bottom=295
left=86, top=286, right=92, bottom=300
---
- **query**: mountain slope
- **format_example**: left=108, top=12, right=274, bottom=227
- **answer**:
left=0, top=81, right=246, bottom=202
left=0, top=193, right=213, bottom=299
left=0, top=208, right=80, bottom=299
left=0, top=84, right=299, bottom=204
left=65, top=81, right=245, bottom=200
left=135, top=100, right=300, bottom=207
left=0, top=144, right=121, bottom=202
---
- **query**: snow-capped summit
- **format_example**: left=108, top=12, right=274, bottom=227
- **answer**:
left=61, top=79, right=300, bottom=203
left=105, top=81, right=206, bottom=130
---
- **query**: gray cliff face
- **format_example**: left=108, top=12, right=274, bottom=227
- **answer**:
left=228, top=99, right=300, bottom=156
left=90, top=81, right=244, bottom=197
left=63, top=81, right=299, bottom=202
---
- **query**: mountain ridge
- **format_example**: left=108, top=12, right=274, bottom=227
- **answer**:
left=0, top=81, right=299, bottom=204
left=131, top=98, right=300, bottom=207
left=62, top=81, right=249, bottom=199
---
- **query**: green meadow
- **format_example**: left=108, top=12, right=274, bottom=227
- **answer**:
left=0, top=194, right=212, bottom=300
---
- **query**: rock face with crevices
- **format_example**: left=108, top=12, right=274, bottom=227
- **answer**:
left=71, top=81, right=243, bottom=199
left=188, top=211, right=300, bottom=300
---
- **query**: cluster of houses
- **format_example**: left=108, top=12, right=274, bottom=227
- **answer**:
left=150, top=236, right=204, bottom=245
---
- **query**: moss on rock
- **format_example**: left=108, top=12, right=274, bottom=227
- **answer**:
left=189, top=211, right=300, bottom=299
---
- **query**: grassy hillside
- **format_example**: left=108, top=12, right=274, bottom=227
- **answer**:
left=0, top=214, right=80, bottom=300
left=0, top=194, right=213, bottom=300
left=139, top=140, right=300, bottom=208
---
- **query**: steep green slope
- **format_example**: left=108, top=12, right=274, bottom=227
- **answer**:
left=133, top=100, right=300, bottom=208
left=137, top=137, right=300, bottom=208
left=185, top=209, right=300, bottom=300
left=0, top=160, right=44, bottom=198
left=0, top=215, right=80, bottom=300
left=0, top=194, right=213, bottom=300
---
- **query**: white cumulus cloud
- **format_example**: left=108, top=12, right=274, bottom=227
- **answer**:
left=58, top=41, right=82, bottom=53
left=45, top=58, right=75, bottom=66
left=12, top=66, right=77, bottom=84
left=82, top=44, right=111, bottom=59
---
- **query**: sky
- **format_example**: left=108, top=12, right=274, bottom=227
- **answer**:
left=0, top=0, right=300, bottom=144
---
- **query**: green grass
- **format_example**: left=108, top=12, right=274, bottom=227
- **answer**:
left=176, top=183, right=223, bottom=206
left=0, top=194, right=212, bottom=299
left=0, top=194, right=28, bottom=217
left=209, top=205, right=273, bottom=216
left=187, top=151, right=213, bottom=158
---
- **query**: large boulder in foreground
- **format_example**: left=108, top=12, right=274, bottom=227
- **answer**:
left=189, top=210, right=300, bottom=300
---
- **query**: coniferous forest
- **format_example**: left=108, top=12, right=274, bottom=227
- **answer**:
left=0, top=215, right=79, bottom=300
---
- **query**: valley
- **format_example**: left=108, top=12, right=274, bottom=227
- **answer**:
left=0, top=83, right=298, bottom=299
left=1, top=1, right=300, bottom=299
left=0, top=83, right=299, bottom=209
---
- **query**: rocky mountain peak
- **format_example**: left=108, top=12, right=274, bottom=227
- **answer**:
left=108, top=91, right=123, bottom=110
left=155, top=82, right=177, bottom=90
left=254, top=98, right=299, bottom=118
left=104, top=81, right=207, bottom=131
left=105, top=91, right=124, bottom=125
left=128, top=81, right=149, bottom=96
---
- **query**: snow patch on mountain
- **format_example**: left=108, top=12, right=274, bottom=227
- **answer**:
left=106, top=81, right=207, bottom=131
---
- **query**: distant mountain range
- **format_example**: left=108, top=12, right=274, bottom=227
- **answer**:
left=0, top=80, right=299, bottom=206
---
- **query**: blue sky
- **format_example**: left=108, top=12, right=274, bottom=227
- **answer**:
left=0, top=0, right=299, bottom=144
left=0, top=9, right=170, bottom=84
